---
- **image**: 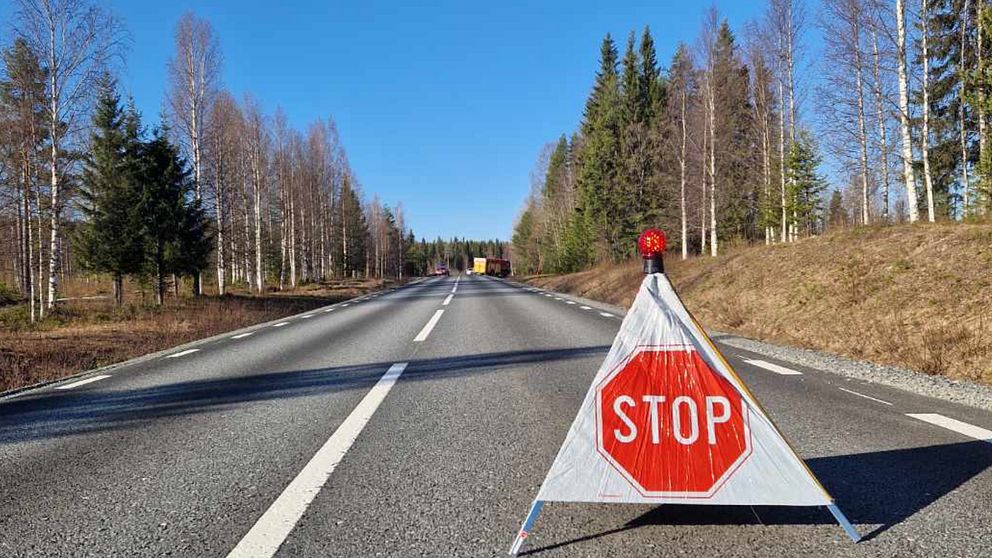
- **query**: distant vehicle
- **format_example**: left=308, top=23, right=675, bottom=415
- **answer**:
left=434, top=262, right=450, bottom=276
left=473, top=257, right=511, bottom=277
left=473, top=258, right=487, bottom=275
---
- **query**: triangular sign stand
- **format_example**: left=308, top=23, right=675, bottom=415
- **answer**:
left=509, top=237, right=860, bottom=555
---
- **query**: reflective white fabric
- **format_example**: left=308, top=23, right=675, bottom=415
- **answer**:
left=536, top=273, right=833, bottom=506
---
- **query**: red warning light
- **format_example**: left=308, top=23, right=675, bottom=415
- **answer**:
left=638, top=228, right=667, bottom=258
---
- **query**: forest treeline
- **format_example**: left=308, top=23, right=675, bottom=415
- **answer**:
left=0, top=1, right=502, bottom=320
left=512, top=0, right=992, bottom=275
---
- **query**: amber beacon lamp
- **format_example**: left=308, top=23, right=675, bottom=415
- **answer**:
left=638, top=228, right=666, bottom=274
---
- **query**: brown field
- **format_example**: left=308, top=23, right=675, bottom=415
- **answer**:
left=523, top=223, right=992, bottom=384
left=0, top=277, right=396, bottom=393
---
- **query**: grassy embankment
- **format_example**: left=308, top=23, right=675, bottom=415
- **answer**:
left=0, top=278, right=396, bottom=392
left=523, top=223, right=992, bottom=384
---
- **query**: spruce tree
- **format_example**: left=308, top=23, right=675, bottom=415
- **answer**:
left=138, top=123, right=211, bottom=304
left=577, top=34, right=625, bottom=262
left=76, top=76, right=145, bottom=305
left=785, top=131, right=828, bottom=237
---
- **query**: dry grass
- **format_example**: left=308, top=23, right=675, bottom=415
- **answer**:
left=524, top=223, right=992, bottom=384
left=0, top=277, right=395, bottom=392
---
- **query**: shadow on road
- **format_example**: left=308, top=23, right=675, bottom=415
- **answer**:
left=522, top=440, right=992, bottom=554
left=0, top=345, right=609, bottom=445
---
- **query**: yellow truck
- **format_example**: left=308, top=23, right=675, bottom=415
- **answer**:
left=473, top=257, right=511, bottom=277
left=473, top=258, right=488, bottom=275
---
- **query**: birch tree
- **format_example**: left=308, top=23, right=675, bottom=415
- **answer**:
left=896, top=0, right=921, bottom=222
left=13, top=0, right=124, bottom=309
left=920, top=0, right=937, bottom=221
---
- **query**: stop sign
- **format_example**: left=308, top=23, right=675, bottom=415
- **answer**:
left=595, top=346, right=752, bottom=497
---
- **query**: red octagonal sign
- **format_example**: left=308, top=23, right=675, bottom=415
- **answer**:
left=595, top=345, right=752, bottom=498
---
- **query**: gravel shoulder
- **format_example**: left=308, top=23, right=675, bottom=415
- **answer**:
left=513, top=277, right=992, bottom=414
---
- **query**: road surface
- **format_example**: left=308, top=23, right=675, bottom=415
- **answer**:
left=1, top=274, right=991, bottom=557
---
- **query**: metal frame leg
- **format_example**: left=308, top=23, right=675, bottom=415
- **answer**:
left=508, top=500, right=545, bottom=556
left=827, top=503, right=861, bottom=543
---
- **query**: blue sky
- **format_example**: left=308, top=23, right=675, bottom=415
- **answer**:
left=2, top=1, right=794, bottom=240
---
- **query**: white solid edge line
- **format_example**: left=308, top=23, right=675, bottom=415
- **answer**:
left=167, top=349, right=200, bottom=358
left=743, top=358, right=803, bottom=376
left=273, top=322, right=290, bottom=328
left=442, top=294, right=454, bottom=306
left=838, top=387, right=893, bottom=406
left=906, top=413, right=992, bottom=443
left=226, top=362, right=409, bottom=558
left=414, top=309, right=445, bottom=342
left=232, top=332, right=254, bottom=339
left=599, top=312, right=614, bottom=318
left=55, top=374, right=111, bottom=390
left=580, top=306, right=591, bottom=310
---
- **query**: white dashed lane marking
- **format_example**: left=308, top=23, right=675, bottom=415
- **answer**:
left=838, top=387, right=893, bottom=406
left=443, top=294, right=454, bottom=306
left=232, top=332, right=254, bottom=339
left=226, top=362, right=410, bottom=558
left=743, top=358, right=803, bottom=376
left=56, top=375, right=111, bottom=390
left=599, top=312, right=614, bottom=318
left=907, top=413, right=992, bottom=444
left=167, top=349, right=200, bottom=358
left=414, top=310, right=445, bottom=342
left=580, top=306, right=591, bottom=310
left=273, top=322, right=290, bottom=328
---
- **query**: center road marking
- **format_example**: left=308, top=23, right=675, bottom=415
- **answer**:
left=907, top=413, right=992, bottom=443
left=273, top=322, right=290, bottom=328
left=442, top=294, right=454, bottom=306
left=56, top=374, right=111, bottom=390
left=232, top=332, right=254, bottom=339
left=838, top=387, right=893, bottom=406
left=414, top=309, right=445, bottom=342
left=226, top=362, right=409, bottom=558
left=167, top=349, right=200, bottom=358
left=743, top=358, right=803, bottom=376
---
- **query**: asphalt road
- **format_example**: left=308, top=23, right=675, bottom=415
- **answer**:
left=1, top=273, right=991, bottom=557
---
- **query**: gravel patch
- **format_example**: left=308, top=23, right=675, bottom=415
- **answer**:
left=712, top=332, right=992, bottom=413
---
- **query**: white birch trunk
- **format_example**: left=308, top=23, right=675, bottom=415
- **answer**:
left=960, top=0, right=972, bottom=217
left=854, top=13, right=872, bottom=226
left=921, top=0, right=936, bottom=222
left=871, top=30, right=891, bottom=221
left=896, top=0, right=920, bottom=222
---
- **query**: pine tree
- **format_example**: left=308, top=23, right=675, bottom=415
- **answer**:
left=76, top=76, right=145, bottom=306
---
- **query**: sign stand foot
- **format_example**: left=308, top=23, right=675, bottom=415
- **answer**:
left=827, top=503, right=861, bottom=543
left=509, top=500, right=544, bottom=556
